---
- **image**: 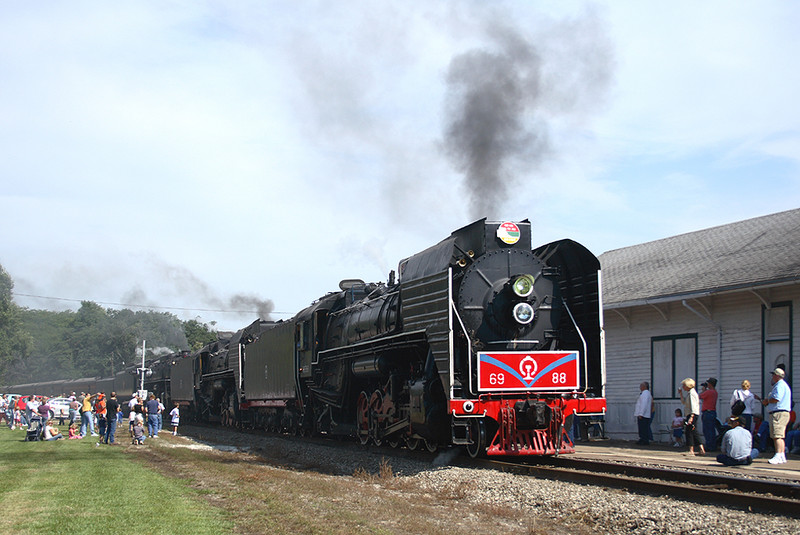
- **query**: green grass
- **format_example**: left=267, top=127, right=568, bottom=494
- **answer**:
left=0, top=428, right=231, bottom=535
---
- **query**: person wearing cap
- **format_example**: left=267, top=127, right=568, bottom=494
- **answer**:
left=699, top=378, right=718, bottom=451
left=762, top=367, right=791, bottom=464
left=716, top=416, right=759, bottom=466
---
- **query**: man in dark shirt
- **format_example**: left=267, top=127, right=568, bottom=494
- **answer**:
left=145, top=394, right=161, bottom=438
left=102, top=392, right=120, bottom=444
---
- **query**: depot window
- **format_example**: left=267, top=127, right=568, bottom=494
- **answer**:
left=651, top=334, right=697, bottom=399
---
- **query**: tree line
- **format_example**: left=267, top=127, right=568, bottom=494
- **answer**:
left=0, top=263, right=218, bottom=386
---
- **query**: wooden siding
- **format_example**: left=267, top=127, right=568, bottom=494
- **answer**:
left=604, top=284, right=799, bottom=441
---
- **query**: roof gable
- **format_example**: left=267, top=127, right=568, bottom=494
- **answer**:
left=599, top=208, right=800, bottom=308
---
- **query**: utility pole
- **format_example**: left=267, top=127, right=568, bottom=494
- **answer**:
left=138, top=340, right=147, bottom=398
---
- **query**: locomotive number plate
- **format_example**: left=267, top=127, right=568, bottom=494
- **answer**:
left=477, top=351, right=580, bottom=391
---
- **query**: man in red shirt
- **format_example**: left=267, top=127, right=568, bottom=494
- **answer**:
left=699, top=378, right=719, bottom=451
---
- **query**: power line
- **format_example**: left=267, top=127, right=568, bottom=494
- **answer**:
left=11, top=292, right=293, bottom=316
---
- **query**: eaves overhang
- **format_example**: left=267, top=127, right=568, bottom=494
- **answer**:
left=603, top=275, right=800, bottom=311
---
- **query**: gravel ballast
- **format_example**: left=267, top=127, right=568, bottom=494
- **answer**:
left=179, top=426, right=800, bottom=534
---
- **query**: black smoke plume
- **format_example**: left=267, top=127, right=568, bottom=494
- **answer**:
left=443, top=15, right=613, bottom=219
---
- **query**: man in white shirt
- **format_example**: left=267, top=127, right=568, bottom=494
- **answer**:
left=634, top=381, right=653, bottom=445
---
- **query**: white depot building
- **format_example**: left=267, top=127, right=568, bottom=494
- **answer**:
left=599, top=208, right=799, bottom=442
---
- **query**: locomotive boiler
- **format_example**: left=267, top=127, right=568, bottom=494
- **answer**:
left=178, top=218, right=606, bottom=457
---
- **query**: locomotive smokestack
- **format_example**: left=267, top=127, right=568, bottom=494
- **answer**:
left=442, top=14, right=613, bottom=219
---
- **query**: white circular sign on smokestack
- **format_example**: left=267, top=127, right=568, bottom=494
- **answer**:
left=496, top=221, right=521, bottom=244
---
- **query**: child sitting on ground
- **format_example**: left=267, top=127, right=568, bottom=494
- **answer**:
left=68, top=423, right=81, bottom=439
left=671, top=408, right=685, bottom=447
left=132, top=415, right=145, bottom=445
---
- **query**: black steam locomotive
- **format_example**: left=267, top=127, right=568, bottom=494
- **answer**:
left=6, top=219, right=606, bottom=457
left=172, top=218, right=605, bottom=456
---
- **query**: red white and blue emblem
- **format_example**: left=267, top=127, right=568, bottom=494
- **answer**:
left=477, top=351, right=580, bottom=391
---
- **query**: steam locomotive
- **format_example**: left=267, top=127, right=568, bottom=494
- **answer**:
left=6, top=219, right=606, bottom=457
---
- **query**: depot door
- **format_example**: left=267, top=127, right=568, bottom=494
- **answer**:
left=762, top=303, right=791, bottom=400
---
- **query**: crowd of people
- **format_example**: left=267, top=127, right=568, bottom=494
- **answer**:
left=1, top=391, right=179, bottom=445
left=633, top=365, right=797, bottom=467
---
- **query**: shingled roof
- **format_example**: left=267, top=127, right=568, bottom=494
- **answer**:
left=598, top=208, right=800, bottom=308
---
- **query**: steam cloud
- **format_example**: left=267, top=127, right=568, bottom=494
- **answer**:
left=443, top=15, right=613, bottom=219
left=227, top=293, right=275, bottom=321
left=122, top=260, right=275, bottom=326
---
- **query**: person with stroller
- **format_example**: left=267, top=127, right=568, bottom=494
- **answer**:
left=26, top=396, right=39, bottom=426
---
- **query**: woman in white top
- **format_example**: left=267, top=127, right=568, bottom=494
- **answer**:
left=679, top=378, right=705, bottom=456
left=43, top=420, right=63, bottom=441
left=730, top=379, right=756, bottom=432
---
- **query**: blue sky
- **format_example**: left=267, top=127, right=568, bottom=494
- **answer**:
left=1, top=1, right=798, bottom=331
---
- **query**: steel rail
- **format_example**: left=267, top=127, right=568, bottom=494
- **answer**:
left=543, top=456, right=800, bottom=499
left=468, top=457, right=800, bottom=517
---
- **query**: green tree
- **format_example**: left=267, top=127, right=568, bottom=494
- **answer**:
left=17, top=308, right=74, bottom=381
left=183, top=319, right=217, bottom=350
left=0, top=264, right=33, bottom=384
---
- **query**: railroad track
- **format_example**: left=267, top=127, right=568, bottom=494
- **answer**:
left=465, top=456, right=800, bottom=517
left=183, top=423, right=800, bottom=516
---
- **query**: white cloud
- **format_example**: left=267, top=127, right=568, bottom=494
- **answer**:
left=2, top=1, right=799, bottom=330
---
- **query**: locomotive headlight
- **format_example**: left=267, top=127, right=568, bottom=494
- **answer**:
left=512, top=302, right=535, bottom=325
left=511, top=274, right=535, bottom=298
